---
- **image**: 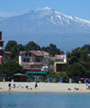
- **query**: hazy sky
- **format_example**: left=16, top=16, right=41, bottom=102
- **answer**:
left=0, top=0, right=90, bottom=20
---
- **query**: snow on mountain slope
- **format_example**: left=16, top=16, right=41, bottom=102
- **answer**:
left=0, top=7, right=90, bottom=51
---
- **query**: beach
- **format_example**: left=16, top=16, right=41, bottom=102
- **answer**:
left=0, top=82, right=90, bottom=93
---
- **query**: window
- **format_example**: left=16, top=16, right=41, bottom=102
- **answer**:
left=56, top=64, right=66, bottom=72
left=36, top=58, right=40, bottom=62
left=23, top=58, right=29, bottom=62
left=27, top=59, right=29, bottom=62
left=29, top=53, right=31, bottom=56
left=23, top=59, right=26, bottom=62
left=25, top=53, right=28, bottom=56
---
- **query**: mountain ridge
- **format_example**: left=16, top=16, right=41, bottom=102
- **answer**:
left=0, top=7, right=90, bottom=51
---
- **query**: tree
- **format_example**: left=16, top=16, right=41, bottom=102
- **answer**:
left=5, top=41, right=25, bottom=60
left=5, top=41, right=18, bottom=59
left=67, top=63, right=87, bottom=78
left=0, top=60, right=25, bottom=78
left=67, top=48, right=89, bottom=64
left=5, top=40, right=17, bottom=51
left=0, top=64, right=4, bottom=75
left=25, top=41, right=40, bottom=50
left=41, top=43, right=64, bottom=56
left=82, top=44, right=90, bottom=53
left=17, top=44, right=25, bottom=52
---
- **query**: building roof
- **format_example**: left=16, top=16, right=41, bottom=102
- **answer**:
left=31, top=50, right=45, bottom=57
left=4, top=51, right=11, bottom=55
left=55, top=55, right=62, bottom=58
left=26, top=71, right=47, bottom=75
left=14, top=73, right=26, bottom=76
left=20, top=50, right=49, bottom=57
left=55, top=54, right=66, bottom=59
left=19, top=51, right=26, bottom=55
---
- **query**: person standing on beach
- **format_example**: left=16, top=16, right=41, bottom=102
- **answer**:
left=35, top=82, right=38, bottom=88
left=8, top=83, right=11, bottom=90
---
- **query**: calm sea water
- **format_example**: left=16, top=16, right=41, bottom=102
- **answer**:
left=0, top=93, right=90, bottom=108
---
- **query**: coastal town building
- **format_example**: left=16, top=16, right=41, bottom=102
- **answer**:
left=19, top=50, right=67, bottom=75
left=54, top=62, right=67, bottom=73
left=0, top=31, right=11, bottom=64
left=0, top=32, right=4, bottom=64
left=55, top=54, right=67, bottom=63
left=54, top=54, right=67, bottom=73
left=19, top=50, right=49, bottom=75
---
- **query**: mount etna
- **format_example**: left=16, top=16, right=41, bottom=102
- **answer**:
left=0, top=7, right=90, bottom=51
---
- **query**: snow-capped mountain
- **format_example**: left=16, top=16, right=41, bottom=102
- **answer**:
left=0, top=7, right=90, bottom=51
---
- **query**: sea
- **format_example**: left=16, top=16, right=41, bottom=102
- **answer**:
left=0, top=93, right=90, bottom=108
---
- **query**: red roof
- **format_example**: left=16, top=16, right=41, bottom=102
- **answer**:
left=31, top=50, right=45, bottom=57
left=55, top=55, right=62, bottom=58
left=20, top=50, right=45, bottom=57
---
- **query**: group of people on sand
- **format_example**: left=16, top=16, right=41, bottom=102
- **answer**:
left=8, top=82, right=38, bottom=91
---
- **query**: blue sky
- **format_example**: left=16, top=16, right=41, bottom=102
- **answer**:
left=0, top=0, right=90, bottom=20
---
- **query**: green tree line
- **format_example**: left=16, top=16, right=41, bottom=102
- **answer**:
left=5, top=40, right=64, bottom=60
left=67, top=45, right=90, bottom=79
left=0, top=60, right=25, bottom=81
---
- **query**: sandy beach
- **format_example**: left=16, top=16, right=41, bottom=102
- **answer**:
left=0, top=82, right=90, bottom=93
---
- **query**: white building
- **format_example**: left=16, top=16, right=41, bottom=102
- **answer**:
left=55, top=54, right=67, bottom=63
left=19, top=50, right=49, bottom=72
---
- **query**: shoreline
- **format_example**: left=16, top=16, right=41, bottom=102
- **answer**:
left=0, top=82, right=90, bottom=94
left=1, top=91, right=90, bottom=94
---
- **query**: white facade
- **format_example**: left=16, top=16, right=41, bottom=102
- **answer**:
left=19, top=51, right=49, bottom=67
left=55, top=54, right=67, bottom=63
left=19, top=55, right=22, bottom=65
left=61, top=54, right=67, bottom=63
